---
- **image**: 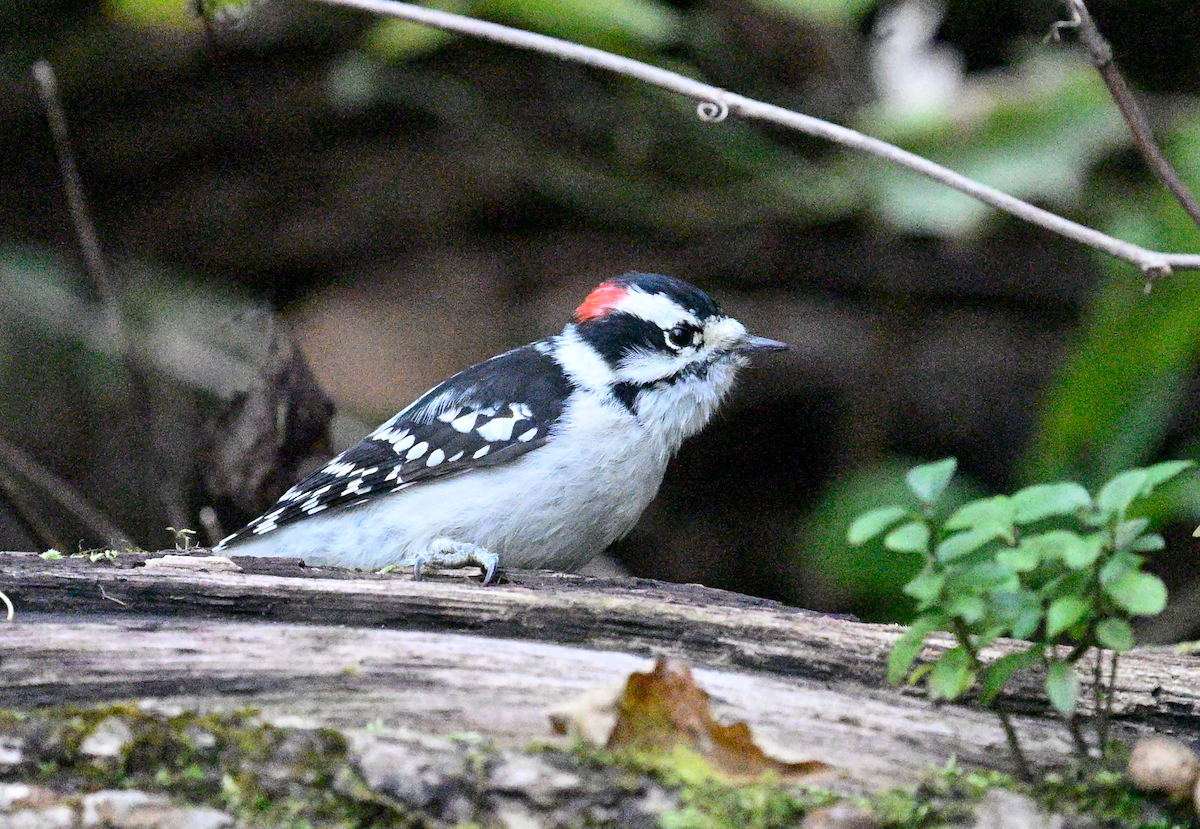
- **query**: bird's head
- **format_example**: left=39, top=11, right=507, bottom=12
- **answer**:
left=564, top=273, right=788, bottom=447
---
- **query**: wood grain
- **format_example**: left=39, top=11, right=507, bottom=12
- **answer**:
left=2, top=551, right=1198, bottom=789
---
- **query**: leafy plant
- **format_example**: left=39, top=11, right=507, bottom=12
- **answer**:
left=848, top=457, right=1192, bottom=778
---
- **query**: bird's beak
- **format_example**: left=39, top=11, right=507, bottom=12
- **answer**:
left=736, top=335, right=789, bottom=353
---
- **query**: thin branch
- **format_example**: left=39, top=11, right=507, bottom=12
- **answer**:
left=1055, top=0, right=1200, bottom=232
left=0, top=433, right=132, bottom=548
left=31, top=61, right=127, bottom=351
left=32, top=59, right=191, bottom=537
left=310, top=0, right=1200, bottom=282
left=0, top=464, right=71, bottom=552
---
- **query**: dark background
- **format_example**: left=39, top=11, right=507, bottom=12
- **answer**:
left=3, top=0, right=1200, bottom=633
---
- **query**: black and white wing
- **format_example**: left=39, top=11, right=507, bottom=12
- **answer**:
left=218, top=340, right=572, bottom=546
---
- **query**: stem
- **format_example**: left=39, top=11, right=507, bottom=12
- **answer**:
left=952, top=619, right=1033, bottom=781
left=309, top=0, right=1200, bottom=280
left=1059, top=0, right=1200, bottom=232
left=1065, top=713, right=1092, bottom=760
left=994, top=708, right=1034, bottom=782
left=1092, top=648, right=1106, bottom=751
left=1098, top=650, right=1119, bottom=756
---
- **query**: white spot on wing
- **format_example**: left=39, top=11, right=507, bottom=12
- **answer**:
left=517, top=427, right=538, bottom=442
left=477, top=415, right=518, bottom=442
left=426, top=448, right=445, bottom=467
left=341, top=478, right=371, bottom=496
left=323, top=460, right=357, bottom=477
left=451, top=411, right=479, bottom=433
left=476, top=403, right=530, bottom=442
left=448, top=451, right=464, bottom=462
left=250, top=507, right=285, bottom=535
left=406, top=441, right=429, bottom=460
left=473, top=445, right=490, bottom=459
left=436, top=408, right=461, bottom=423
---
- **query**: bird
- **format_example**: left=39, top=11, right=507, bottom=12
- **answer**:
left=214, top=273, right=787, bottom=584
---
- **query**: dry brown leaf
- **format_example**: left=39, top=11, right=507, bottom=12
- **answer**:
left=552, top=658, right=830, bottom=782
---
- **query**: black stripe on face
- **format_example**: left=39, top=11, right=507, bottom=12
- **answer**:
left=612, top=381, right=640, bottom=412
left=575, top=311, right=668, bottom=369
left=610, top=357, right=714, bottom=415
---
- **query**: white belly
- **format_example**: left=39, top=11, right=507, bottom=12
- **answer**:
left=225, top=398, right=671, bottom=572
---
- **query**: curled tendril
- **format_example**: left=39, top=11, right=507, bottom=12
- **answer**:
left=1045, top=5, right=1080, bottom=43
left=696, top=99, right=729, bottom=122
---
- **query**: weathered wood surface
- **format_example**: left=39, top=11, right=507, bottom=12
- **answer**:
left=1, top=551, right=1198, bottom=789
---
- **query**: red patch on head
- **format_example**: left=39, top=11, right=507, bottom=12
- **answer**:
left=574, top=281, right=628, bottom=322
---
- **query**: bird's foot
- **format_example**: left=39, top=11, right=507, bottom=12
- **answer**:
left=413, top=538, right=500, bottom=585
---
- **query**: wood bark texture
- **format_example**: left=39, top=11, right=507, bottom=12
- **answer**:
left=1, top=551, right=1196, bottom=791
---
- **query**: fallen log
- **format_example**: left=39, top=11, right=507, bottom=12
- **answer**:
left=0, top=551, right=1196, bottom=796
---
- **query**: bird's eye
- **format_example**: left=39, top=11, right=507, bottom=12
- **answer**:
left=666, top=325, right=698, bottom=350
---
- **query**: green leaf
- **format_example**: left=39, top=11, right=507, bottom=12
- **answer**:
left=1131, top=533, right=1166, bottom=552
left=946, top=495, right=1015, bottom=533
left=907, top=663, right=935, bottom=685
left=928, top=647, right=976, bottom=700
left=1015, top=530, right=1099, bottom=570
left=1046, top=661, right=1080, bottom=715
left=946, top=593, right=986, bottom=624
left=1099, top=550, right=1143, bottom=586
left=1095, top=617, right=1135, bottom=651
left=1113, top=518, right=1151, bottom=552
left=980, top=648, right=1041, bottom=704
left=1096, top=469, right=1149, bottom=518
left=1012, top=482, right=1093, bottom=524
left=1011, top=601, right=1045, bottom=641
left=847, top=506, right=909, bottom=545
left=1105, top=571, right=1168, bottom=616
left=905, top=458, right=957, bottom=504
left=959, top=561, right=1020, bottom=592
left=887, top=614, right=944, bottom=684
left=1046, top=595, right=1092, bottom=639
left=1140, top=459, right=1195, bottom=492
left=885, top=521, right=931, bottom=555
left=903, top=569, right=946, bottom=606
left=935, top=528, right=997, bottom=562
left=995, top=546, right=1040, bottom=572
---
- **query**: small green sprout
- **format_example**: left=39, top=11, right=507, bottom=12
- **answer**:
left=168, top=527, right=199, bottom=552
left=849, top=458, right=1193, bottom=777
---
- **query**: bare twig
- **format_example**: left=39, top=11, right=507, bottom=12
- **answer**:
left=99, top=585, right=129, bottom=607
left=0, top=433, right=132, bottom=548
left=32, top=60, right=191, bottom=537
left=0, top=464, right=71, bottom=552
left=31, top=61, right=127, bottom=351
left=1055, top=0, right=1200, bottom=232
left=309, top=0, right=1200, bottom=281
